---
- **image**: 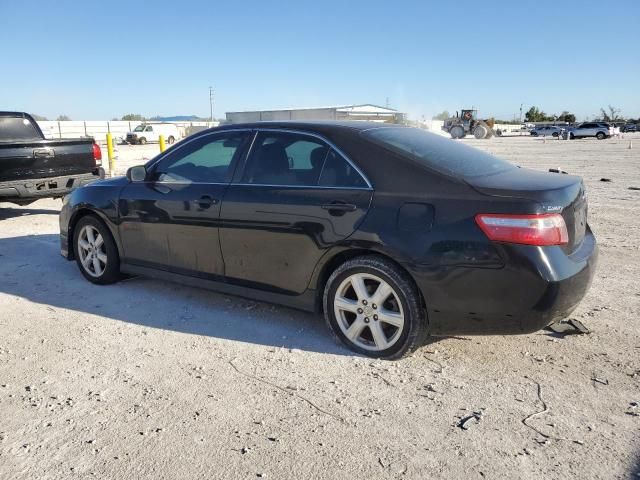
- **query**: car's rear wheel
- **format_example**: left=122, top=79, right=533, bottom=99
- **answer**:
left=596, top=132, right=606, bottom=140
left=552, top=132, right=559, bottom=137
left=139, top=137, right=147, bottom=145
left=167, top=135, right=175, bottom=144
left=73, top=215, right=122, bottom=285
left=324, top=256, right=427, bottom=359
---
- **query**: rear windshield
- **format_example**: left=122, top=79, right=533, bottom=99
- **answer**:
left=363, top=127, right=516, bottom=178
left=0, top=116, right=42, bottom=142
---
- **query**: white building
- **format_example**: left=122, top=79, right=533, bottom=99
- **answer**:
left=225, top=104, right=405, bottom=124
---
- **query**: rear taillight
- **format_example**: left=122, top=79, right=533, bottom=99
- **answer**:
left=475, top=213, right=569, bottom=246
left=92, top=143, right=102, bottom=166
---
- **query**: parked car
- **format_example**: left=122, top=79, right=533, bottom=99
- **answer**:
left=0, top=111, right=104, bottom=206
left=60, top=122, right=597, bottom=359
left=125, top=123, right=180, bottom=145
left=530, top=126, right=564, bottom=137
left=569, top=122, right=612, bottom=140
left=621, top=123, right=638, bottom=133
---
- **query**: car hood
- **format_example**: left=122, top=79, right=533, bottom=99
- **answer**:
left=87, top=176, right=129, bottom=188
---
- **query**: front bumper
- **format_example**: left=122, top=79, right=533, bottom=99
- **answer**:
left=0, top=170, right=103, bottom=204
left=409, top=228, right=598, bottom=335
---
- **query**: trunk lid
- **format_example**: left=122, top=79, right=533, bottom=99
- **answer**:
left=467, top=167, right=587, bottom=252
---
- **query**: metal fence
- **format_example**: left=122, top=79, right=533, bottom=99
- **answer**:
left=36, top=120, right=219, bottom=144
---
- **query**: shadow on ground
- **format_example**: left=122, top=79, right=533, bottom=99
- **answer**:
left=0, top=234, right=361, bottom=356
left=0, top=207, right=60, bottom=220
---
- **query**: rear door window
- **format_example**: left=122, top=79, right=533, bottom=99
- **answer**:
left=242, top=131, right=328, bottom=186
left=319, top=150, right=368, bottom=188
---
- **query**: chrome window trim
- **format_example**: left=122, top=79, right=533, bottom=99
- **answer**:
left=231, top=183, right=372, bottom=191
left=241, top=127, right=373, bottom=190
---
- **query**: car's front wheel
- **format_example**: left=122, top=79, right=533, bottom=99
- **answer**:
left=596, top=132, right=606, bottom=140
left=324, top=256, right=427, bottom=359
left=73, top=215, right=122, bottom=285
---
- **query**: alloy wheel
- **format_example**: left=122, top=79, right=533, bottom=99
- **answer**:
left=333, top=273, right=405, bottom=351
left=77, top=225, right=107, bottom=278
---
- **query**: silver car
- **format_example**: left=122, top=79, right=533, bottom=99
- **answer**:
left=569, top=122, right=612, bottom=140
left=530, top=125, right=564, bottom=137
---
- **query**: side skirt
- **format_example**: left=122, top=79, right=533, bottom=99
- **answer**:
left=120, top=263, right=318, bottom=313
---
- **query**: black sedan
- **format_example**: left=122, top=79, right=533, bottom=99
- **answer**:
left=59, top=122, right=597, bottom=359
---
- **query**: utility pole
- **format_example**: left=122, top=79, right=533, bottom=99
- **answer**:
left=209, top=86, right=214, bottom=123
left=519, top=103, right=523, bottom=123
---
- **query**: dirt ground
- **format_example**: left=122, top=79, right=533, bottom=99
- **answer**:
left=1, top=134, right=639, bottom=479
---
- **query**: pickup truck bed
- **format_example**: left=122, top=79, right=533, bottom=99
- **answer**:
left=0, top=112, right=103, bottom=205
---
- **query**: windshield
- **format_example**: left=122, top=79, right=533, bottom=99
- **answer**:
left=134, top=125, right=145, bottom=132
left=363, top=127, right=516, bottom=178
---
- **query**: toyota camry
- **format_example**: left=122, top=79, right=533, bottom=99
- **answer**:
left=59, top=122, right=597, bottom=359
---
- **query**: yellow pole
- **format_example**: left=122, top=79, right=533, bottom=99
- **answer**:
left=106, top=133, right=115, bottom=177
left=159, top=134, right=166, bottom=153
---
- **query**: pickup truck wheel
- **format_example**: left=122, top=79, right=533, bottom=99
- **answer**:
left=73, top=215, right=121, bottom=285
left=167, top=136, right=175, bottom=144
left=139, top=137, right=147, bottom=145
left=596, top=132, right=606, bottom=140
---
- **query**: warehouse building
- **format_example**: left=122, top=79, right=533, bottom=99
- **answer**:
left=225, top=104, right=405, bottom=124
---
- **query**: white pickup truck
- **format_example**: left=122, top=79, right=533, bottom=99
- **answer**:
left=125, top=123, right=181, bottom=145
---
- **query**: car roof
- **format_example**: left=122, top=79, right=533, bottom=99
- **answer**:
left=215, top=120, right=407, bottom=134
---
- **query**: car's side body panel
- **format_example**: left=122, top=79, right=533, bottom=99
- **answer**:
left=219, top=184, right=372, bottom=294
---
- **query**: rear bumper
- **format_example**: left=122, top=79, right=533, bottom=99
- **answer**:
left=408, top=228, right=598, bottom=335
left=0, top=170, right=103, bottom=203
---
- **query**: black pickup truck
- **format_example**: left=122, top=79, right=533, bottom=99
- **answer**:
left=0, top=112, right=104, bottom=206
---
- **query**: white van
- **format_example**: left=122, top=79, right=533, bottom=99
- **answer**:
left=125, top=123, right=180, bottom=145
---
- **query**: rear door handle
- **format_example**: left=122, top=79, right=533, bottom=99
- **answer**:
left=33, top=147, right=55, bottom=158
left=321, top=202, right=357, bottom=212
left=194, top=195, right=218, bottom=209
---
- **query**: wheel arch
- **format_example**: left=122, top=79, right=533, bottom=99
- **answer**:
left=68, top=207, right=122, bottom=261
left=311, top=247, right=426, bottom=313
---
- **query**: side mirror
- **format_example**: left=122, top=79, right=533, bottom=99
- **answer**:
left=126, top=165, right=147, bottom=182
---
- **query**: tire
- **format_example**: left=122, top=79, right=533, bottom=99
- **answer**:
left=496, top=129, right=503, bottom=137
left=552, top=132, right=559, bottom=137
left=531, top=132, right=538, bottom=136
left=450, top=125, right=464, bottom=139
left=596, top=132, right=606, bottom=140
left=139, top=137, right=147, bottom=145
left=167, top=136, right=175, bottom=145
left=73, top=215, right=122, bottom=285
left=570, top=132, right=575, bottom=139
left=323, top=255, right=428, bottom=359
left=473, top=124, right=488, bottom=139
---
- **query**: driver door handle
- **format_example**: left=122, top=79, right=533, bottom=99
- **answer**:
left=194, top=195, right=218, bottom=209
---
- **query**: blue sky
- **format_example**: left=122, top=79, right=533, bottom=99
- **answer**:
left=1, top=0, right=638, bottom=121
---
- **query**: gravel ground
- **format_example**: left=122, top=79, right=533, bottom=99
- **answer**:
left=1, top=134, right=639, bottom=479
